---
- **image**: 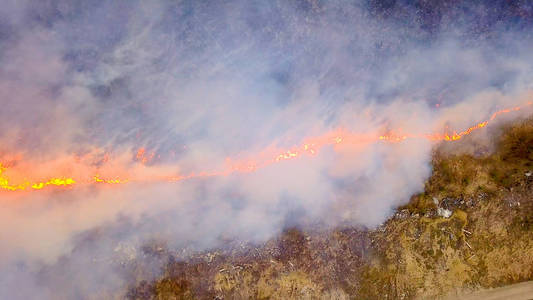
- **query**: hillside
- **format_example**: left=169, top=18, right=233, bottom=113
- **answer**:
left=128, top=117, right=533, bottom=299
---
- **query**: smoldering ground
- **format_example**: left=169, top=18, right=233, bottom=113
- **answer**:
left=1, top=1, right=533, bottom=298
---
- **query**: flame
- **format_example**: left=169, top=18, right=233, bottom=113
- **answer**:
left=425, top=121, right=489, bottom=141
left=0, top=163, right=76, bottom=191
left=1, top=101, right=532, bottom=193
left=93, top=175, right=129, bottom=184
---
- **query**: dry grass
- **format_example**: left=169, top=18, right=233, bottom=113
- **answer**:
left=358, top=118, right=533, bottom=299
left=127, top=118, right=533, bottom=299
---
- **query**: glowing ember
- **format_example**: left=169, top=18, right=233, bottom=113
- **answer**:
left=136, top=148, right=156, bottom=164
left=93, top=175, right=129, bottom=184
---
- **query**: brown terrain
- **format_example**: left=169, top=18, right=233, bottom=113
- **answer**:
left=127, top=117, right=533, bottom=299
left=446, top=281, right=533, bottom=300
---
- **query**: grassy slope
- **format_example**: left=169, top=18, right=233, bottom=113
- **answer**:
left=128, top=118, right=533, bottom=300
left=360, top=118, right=533, bottom=299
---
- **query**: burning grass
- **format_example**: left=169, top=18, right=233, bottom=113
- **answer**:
left=127, top=117, right=533, bottom=299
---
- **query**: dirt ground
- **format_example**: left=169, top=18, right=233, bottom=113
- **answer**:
left=444, top=281, right=533, bottom=300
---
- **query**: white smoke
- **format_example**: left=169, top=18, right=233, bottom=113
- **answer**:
left=1, top=1, right=533, bottom=298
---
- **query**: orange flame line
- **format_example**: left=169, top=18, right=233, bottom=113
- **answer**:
left=1, top=101, right=532, bottom=192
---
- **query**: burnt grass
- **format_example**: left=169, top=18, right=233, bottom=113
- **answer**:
left=128, top=117, right=533, bottom=299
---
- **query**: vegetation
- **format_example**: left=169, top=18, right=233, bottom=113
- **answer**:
left=127, top=117, right=533, bottom=299
left=359, top=118, right=533, bottom=299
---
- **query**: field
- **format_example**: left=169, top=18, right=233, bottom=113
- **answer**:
left=127, top=118, right=533, bottom=299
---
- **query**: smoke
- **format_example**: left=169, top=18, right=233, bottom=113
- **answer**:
left=1, top=0, right=533, bottom=298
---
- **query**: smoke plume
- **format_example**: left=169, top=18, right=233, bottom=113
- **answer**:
left=1, top=1, right=533, bottom=298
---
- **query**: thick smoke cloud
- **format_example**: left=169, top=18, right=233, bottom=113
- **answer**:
left=1, top=0, right=533, bottom=298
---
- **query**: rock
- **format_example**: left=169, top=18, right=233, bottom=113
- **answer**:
left=424, top=210, right=437, bottom=218
left=441, top=197, right=462, bottom=209
left=437, top=207, right=452, bottom=218
left=395, top=209, right=410, bottom=220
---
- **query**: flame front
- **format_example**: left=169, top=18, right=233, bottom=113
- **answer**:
left=1, top=102, right=531, bottom=192
left=0, top=164, right=76, bottom=191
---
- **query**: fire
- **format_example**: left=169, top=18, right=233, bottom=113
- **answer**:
left=0, top=163, right=76, bottom=191
left=426, top=121, right=489, bottom=141
left=1, top=101, right=532, bottom=192
left=93, top=175, right=129, bottom=184
left=31, top=178, right=76, bottom=190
